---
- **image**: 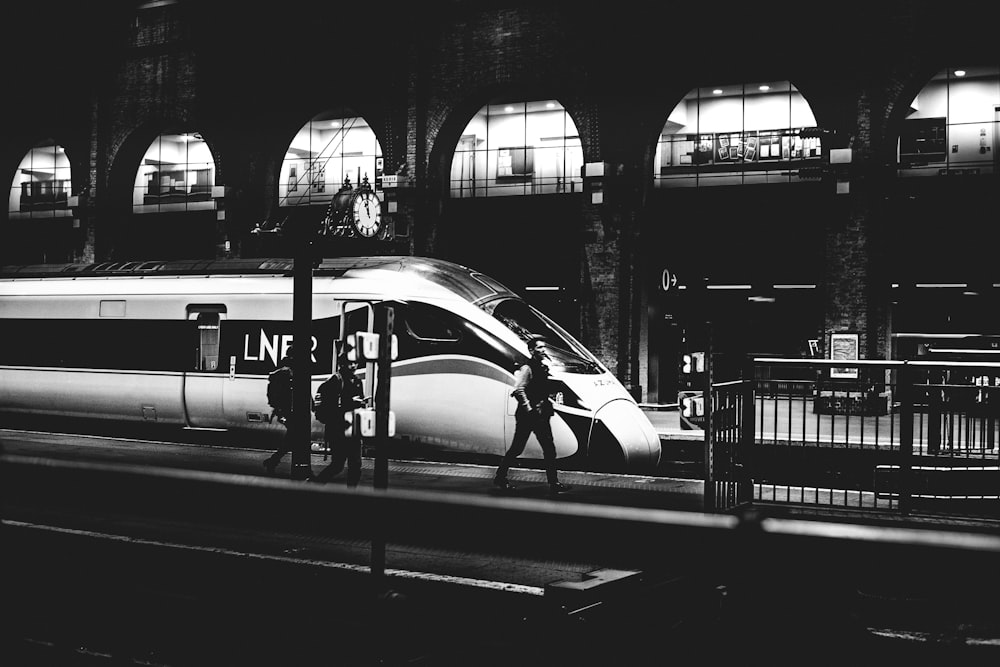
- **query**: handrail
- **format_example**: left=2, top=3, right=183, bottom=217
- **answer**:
left=755, top=357, right=1000, bottom=371
left=4, top=454, right=1000, bottom=568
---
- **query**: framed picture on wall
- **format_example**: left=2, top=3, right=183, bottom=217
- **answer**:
left=497, top=147, right=534, bottom=180
left=830, top=333, right=859, bottom=379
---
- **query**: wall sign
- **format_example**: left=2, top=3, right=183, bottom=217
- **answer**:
left=660, top=268, right=678, bottom=292
left=830, top=333, right=859, bottom=379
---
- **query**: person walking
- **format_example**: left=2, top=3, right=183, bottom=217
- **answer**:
left=310, top=352, right=367, bottom=485
left=493, top=335, right=570, bottom=495
left=262, top=344, right=296, bottom=475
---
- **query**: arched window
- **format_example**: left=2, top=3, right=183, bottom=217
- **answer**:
left=450, top=100, right=583, bottom=198
left=133, top=132, right=215, bottom=213
left=655, top=82, right=819, bottom=188
left=279, top=109, right=382, bottom=208
left=8, top=140, right=72, bottom=220
left=898, top=65, right=1000, bottom=177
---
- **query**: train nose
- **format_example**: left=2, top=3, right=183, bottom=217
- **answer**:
left=589, top=399, right=661, bottom=470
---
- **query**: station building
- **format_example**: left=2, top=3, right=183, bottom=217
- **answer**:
left=3, top=0, right=998, bottom=403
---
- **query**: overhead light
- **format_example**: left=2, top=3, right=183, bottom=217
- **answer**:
left=759, top=85, right=770, bottom=91
left=545, top=102, right=555, bottom=108
left=712, top=89, right=723, bottom=95
left=331, top=121, right=341, bottom=128
left=504, top=106, right=514, bottom=113
left=954, top=69, right=966, bottom=77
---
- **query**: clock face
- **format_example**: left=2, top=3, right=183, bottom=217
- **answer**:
left=352, top=191, right=382, bottom=237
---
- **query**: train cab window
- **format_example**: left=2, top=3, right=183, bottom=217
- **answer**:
left=404, top=304, right=461, bottom=343
left=188, top=307, right=225, bottom=371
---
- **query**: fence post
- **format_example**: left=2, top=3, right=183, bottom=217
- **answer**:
left=703, top=322, right=715, bottom=512
left=928, top=375, right=941, bottom=455
left=738, top=360, right=756, bottom=505
left=897, top=363, right=913, bottom=515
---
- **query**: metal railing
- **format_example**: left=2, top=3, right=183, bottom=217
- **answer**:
left=733, top=358, right=1000, bottom=517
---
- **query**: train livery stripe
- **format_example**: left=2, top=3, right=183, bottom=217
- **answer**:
left=391, top=355, right=514, bottom=384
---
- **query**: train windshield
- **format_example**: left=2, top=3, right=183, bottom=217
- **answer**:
left=486, top=298, right=602, bottom=374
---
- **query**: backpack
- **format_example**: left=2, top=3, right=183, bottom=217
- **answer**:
left=267, top=365, right=293, bottom=413
left=313, top=373, right=343, bottom=424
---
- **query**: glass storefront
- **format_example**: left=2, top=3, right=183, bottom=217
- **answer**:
left=278, top=109, right=382, bottom=209
left=449, top=100, right=583, bottom=198
left=655, top=82, right=820, bottom=188
left=898, top=64, right=1000, bottom=177
left=132, top=133, right=215, bottom=214
left=8, top=140, right=73, bottom=220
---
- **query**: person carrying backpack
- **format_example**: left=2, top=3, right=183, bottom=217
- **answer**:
left=262, top=345, right=296, bottom=475
left=310, top=352, right=366, bottom=485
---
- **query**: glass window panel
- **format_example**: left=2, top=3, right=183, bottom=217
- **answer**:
left=899, top=65, right=999, bottom=176
left=279, top=110, right=382, bottom=208
left=655, top=82, right=818, bottom=189
left=449, top=99, right=583, bottom=198
left=8, top=141, right=73, bottom=220
left=132, top=133, right=216, bottom=214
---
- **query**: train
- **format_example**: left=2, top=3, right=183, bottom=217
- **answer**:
left=0, top=256, right=661, bottom=472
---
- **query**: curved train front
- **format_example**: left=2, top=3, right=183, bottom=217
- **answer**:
left=385, top=262, right=662, bottom=473
left=542, top=369, right=662, bottom=472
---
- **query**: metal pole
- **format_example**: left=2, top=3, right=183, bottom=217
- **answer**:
left=703, top=321, right=715, bottom=512
left=290, top=237, right=313, bottom=481
left=374, top=306, right=393, bottom=490
left=897, top=363, right=913, bottom=515
left=371, top=306, right=394, bottom=580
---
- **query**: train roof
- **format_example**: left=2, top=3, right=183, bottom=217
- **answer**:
left=0, top=256, right=520, bottom=306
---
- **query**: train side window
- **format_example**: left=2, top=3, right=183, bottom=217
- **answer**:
left=404, top=303, right=461, bottom=343
left=188, top=306, right=226, bottom=371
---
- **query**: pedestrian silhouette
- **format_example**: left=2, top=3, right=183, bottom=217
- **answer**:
left=262, top=344, right=295, bottom=475
left=494, top=335, right=570, bottom=495
left=311, top=352, right=366, bottom=485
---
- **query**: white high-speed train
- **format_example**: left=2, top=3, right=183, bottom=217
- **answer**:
left=0, top=256, right=661, bottom=471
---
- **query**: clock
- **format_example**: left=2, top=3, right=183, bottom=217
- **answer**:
left=351, top=188, right=382, bottom=238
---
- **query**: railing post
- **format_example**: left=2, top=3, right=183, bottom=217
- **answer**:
left=703, top=322, right=715, bottom=512
left=928, top=374, right=941, bottom=455
left=897, top=363, right=913, bottom=515
left=738, top=361, right=756, bottom=505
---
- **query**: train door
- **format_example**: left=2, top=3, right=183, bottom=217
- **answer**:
left=183, top=305, right=227, bottom=429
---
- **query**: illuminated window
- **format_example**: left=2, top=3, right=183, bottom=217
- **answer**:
left=133, top=133, right=215, bottom=214
left=279, top=109, right=382, bottom=208
left=8, top=140, right=72, bottom=220
left=450, top=100, right=583, bottom=198
left=898, top=65, right=1000, bottom=177
left=654, top=82, right=820, bottom=188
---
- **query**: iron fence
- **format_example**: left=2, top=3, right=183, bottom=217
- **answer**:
left=710, top=359, right=1000, bottom=517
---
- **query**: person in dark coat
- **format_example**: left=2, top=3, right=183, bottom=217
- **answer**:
left=262, top=344, right=296, bottom=475
left=310, top=353, right=366, bottom=485
left=493, top=335, right=570, bottom=495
